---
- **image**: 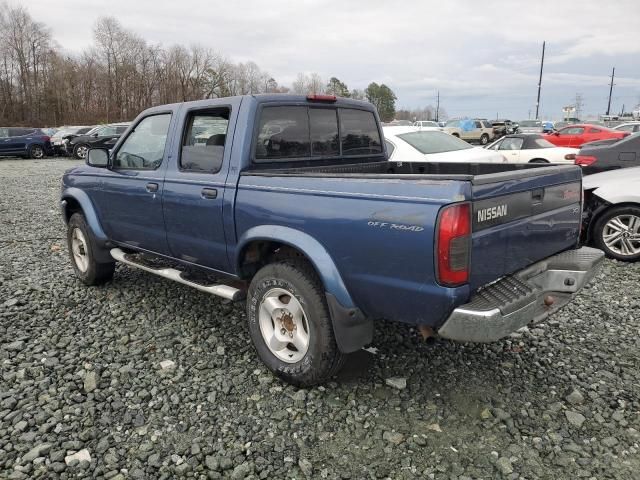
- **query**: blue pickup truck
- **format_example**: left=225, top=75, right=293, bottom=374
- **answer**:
left=60, top=94, right=603, bottom=386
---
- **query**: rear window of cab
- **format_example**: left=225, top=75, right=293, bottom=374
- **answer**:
left=254, top=106, right=382, bottom=161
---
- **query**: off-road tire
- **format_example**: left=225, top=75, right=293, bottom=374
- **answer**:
left=593, top=205, right=640, bottom=262
left=246, top=259, right=345, bottom=387
left=67, top=213, right=115, bottom=285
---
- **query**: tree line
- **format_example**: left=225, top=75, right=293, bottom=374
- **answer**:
left=0, top=5, right=402, bottom=126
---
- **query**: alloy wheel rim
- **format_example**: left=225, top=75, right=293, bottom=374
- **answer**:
left=32, top=146, right=44, bottom=158
left=77, top=146, right=88, bottom=159
left=71, top=228, right=89, bottom=272
left=602, top=214, right=640, bottom=256
left=258, top=287, right=310, bottom=363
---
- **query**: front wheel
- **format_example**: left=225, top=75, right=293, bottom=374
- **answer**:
left=480, top=133, right=490, bottom=145
left=529, top=158, right=549, bottom=164
left=67, top=213, right=115, bottom=285
left=246, top=259, right=345, bottom=387
left=593, top=206, right=640, bottom=262
left=73, top=144, right=90, bottom=160
left=29, top=144, right=45, bottom=159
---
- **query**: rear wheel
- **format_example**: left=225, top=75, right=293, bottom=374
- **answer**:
left=73, top=144, right=89, bottom=160
left=67, top=213, right=115, bottom=285
left=246, top=259, right=345, bottom=387
left=29, top=144, right=45, bottom=159
left=529, top=158, right=549, bottom=164
left=480, top=133, right=490, bottom=145
left=593, top=206, right=640, bottom=262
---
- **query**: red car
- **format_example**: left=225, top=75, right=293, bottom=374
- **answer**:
left=544, top=124, right=629, bottom=148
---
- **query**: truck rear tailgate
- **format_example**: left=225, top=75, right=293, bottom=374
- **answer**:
left=469, top=165, right=583, bottom=289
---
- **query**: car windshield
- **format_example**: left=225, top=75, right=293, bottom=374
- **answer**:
left=85, top=126, right=100, bottom=135
left=397, top=131, right=473, bottom=154
left=445, top=120, right=460, bottom=127
left=519, top=120, right=542, bottom=127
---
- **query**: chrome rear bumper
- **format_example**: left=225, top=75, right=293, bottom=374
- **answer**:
left=438, top=247, right=604, bottom=343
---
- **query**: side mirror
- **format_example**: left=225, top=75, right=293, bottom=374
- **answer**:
left=87, top=148, right=109, bottom=168
left=554, top=131, right=560, bottom=135
left=92, top=133, right=99, bottom=138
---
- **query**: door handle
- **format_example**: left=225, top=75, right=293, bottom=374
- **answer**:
left=146, top=182, right=159, bottom=193
left=532, top=188, right=544, bottom=203
left=201, top=188, right=218, bottom=199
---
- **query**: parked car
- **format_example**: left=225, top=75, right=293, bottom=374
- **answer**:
left=491, top=119, right=517, bottom=138
left=485, top=134, right=578, bottom=163
left=61, top=94, right=603, bottom=386
left=0, top=127, right=53, bottom=159
left=582, top=166, right=640, bottom=261
left=67, top=122, right=130, bottom=159
left=575, top=132, right=640, bottom=175
left=51, top=126, right=93, bottom=155
left=413, top=120, right=442, bottom=130
left=517, top=120, right=544, bottom=134
left=613, top=122, right=640, bottom=134
left=544, top=124, right=629, bottom=148
left=443, top=119, right=494, bottom=145
left=384, top=126, right=505, bottom=162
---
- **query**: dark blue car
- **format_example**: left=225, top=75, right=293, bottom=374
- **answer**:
left=0, top=127, right=54, bottom=159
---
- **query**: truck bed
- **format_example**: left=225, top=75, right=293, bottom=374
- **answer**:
left=245, top=160, right=577, bottom=185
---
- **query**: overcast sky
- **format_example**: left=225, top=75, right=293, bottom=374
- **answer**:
left=26, top=0, right=640, bottom=120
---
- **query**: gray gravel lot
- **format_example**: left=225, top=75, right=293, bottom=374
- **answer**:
left=1, top=157, right=639, bottom=480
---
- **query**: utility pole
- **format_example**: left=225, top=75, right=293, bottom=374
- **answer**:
left=575, top=93, right=584, bottom=120
left=535, top=41, right=545, bottom=120
left=606, top=67, right=615, bottom=116
left=435, top=90, right=440, bottom=122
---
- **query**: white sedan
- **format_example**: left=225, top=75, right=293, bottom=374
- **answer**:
left=383, top=126, right=505, bottom=163
left=583, top=166, right=640, bottom=261
left=485, top=134, right=578, bottom=163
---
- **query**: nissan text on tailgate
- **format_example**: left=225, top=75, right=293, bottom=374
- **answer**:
left=60, top=94, right=604, bottom=386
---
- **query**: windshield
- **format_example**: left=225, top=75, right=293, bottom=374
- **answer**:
left=397, top=131, right=473, bottom=154
left=445, top=120, right=460, bottom=127
left=519, top=120, right=542, bottom=127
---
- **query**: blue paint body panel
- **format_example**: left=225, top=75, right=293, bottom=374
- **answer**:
left=61, top=94, right=584, bottom=329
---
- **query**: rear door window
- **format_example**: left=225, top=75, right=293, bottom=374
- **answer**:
left=499, top=137, right=524, bottom=150
left=180, top=109, right=230, bottom=173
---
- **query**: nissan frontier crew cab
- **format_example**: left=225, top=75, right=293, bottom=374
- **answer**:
left=60, top=94, right=604, bottom=386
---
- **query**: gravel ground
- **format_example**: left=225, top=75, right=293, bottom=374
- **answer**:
left=1, top=157, right=639, bottom=480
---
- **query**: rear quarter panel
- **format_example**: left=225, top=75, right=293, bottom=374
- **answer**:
left=234, top=174, right=470, bottom=326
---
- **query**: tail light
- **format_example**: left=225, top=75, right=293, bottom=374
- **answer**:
left=307, top=94, right=337, bottom=102
left=564, top=153, right=576, bottom=160
left=436, top=203, right=471, bottom=287
left=575, top=155, right=597, bottom=166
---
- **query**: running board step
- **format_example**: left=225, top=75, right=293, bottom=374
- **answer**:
left=110, top=248, right=245, bottom=301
